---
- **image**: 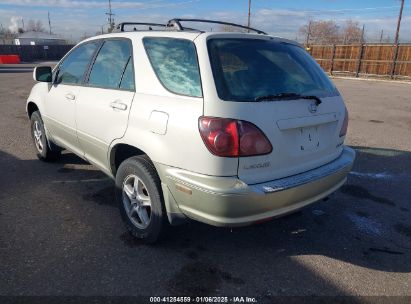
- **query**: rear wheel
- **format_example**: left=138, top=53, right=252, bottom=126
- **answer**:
left=116, top=156, right=167, bottom=243
left=30, top=111, right=61, bottom=161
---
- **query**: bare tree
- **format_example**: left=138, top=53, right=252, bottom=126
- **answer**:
left=27, top=19, right=45, bottom=32
left=0, top=27, right=17, bottom=44
left=80, top=33, right=93, bottom=41
left=300, top=20, right=340, bottom=44
left=341, top=20, right=363, bottom=44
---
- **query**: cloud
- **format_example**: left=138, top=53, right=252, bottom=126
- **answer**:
left=1, top=3, right=410, bottom=42
left=0, top=0, right=199, bottom=9
left=203, top=8, right=411, bottom=42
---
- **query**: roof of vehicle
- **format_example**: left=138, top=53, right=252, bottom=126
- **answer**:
left=82, top=31, right=301, bottom=48
left=83, top=30, right=203, bottom=42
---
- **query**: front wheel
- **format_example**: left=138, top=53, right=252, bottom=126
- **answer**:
left=30, top=111, right=61, bottom=161
left=115, top=156, right=168, bottom=243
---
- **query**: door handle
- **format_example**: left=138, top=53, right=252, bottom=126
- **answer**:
left=110, top=101, right=127, bottom=111
left=65, top=93, right=76, bottom=100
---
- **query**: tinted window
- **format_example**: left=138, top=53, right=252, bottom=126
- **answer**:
left=207, top=39, right=338, bottom=102
left=143, top=38, right=202, bottom=97
left=88, top=39, right=134, bottom=90
left=57, top=42, right=98, bottom=85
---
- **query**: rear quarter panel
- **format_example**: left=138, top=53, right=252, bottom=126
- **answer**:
left=111, top=36, right=238, bottom=176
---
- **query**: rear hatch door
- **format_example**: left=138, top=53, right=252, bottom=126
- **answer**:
left=204, top=36, right=346, bottom=184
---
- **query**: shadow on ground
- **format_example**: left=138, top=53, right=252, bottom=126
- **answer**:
left=0, top=146, right=410, bottom=297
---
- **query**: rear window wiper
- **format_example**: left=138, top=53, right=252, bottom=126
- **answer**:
left=255, top=93, right=322, bottom=105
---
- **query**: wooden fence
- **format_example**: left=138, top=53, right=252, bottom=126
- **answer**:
left=0, top=45, right=74, bottom=62
left=308, top=44, right=411, bottom=80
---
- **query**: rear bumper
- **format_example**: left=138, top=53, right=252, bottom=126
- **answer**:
left=156, top=146, right=355, bottom=227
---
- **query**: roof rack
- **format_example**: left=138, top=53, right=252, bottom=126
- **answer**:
left=115, top=22, right=167, bottom=32
left=166, top=18, right=267, bottom=35
left=115, top=19, right=267, bottom=35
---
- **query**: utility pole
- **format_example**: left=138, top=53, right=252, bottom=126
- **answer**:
left=106, top=0, right=115, bottom=32
left=380, top=29, right=384, bottom=43
left=394, top=0, right=404, bottom=45
left=21, top=18, right=25, bottom=31
left=360, top=24, right=365, bottom=44
left=361, top=24, right=365, bottom=43
left=48, top=12, right=52, bottom=35
left=391, top=0, right=405, bottom=78
left=247, top=0, right=251, bottom=32
left=305, top=20, right=312, bottom=46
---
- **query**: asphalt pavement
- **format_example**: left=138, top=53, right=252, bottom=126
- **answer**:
left=0, top=69, right=410, bottom=301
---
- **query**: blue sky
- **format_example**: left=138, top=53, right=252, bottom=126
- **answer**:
left=0, top=0, right=410, bottom=42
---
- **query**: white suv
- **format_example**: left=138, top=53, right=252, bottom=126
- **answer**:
left=27, top=19, right=355, bottom=243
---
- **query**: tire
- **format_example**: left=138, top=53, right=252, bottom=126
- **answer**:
left=30, top=111, right=61, bottom=161
left=115, top=155, right=168, bottom=243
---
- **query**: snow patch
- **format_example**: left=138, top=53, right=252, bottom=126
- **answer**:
left=349, top=171, right=392, bottom=179
left=347, top=213, right=383, bottom=237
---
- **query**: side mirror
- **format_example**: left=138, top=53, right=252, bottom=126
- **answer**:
left=33, top=66, right=52, bottom=82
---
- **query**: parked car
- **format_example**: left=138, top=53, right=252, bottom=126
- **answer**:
left=27, top=19, right=355, bottom=243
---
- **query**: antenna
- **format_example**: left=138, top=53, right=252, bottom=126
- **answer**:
left=105, top=0, right=115, bottom=32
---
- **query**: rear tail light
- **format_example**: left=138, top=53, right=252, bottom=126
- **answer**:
left=199, top=117, right=272, bottom=157
left=339, top=107, right=349, bottom=137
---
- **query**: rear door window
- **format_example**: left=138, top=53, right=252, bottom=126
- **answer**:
left=143, top=37, right=202, bottom=97
left=88, top=39, right=134, bottom=90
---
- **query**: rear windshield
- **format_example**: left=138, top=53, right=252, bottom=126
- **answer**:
left=207, top=38, right=338, bottom=102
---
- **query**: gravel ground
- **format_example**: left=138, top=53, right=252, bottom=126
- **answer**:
left=0, top=69, right=410, bottom=301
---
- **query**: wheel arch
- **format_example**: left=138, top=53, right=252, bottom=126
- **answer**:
left=27, top=101, right=39, bottom=118
left=109, top=143, right=148, bottom=176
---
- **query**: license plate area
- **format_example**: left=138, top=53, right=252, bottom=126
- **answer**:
left=299, top=126, right=320, bottom=151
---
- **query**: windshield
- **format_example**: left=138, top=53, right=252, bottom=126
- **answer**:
left=207, top=38, right=339, bottom=102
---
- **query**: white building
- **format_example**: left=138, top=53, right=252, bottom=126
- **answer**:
left=14, top=31, right=66, bottom=45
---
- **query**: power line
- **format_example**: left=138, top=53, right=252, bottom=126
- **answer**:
left=252, top=4, right=411, bottom=14
left=303, top=4, right=411, bottom=13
